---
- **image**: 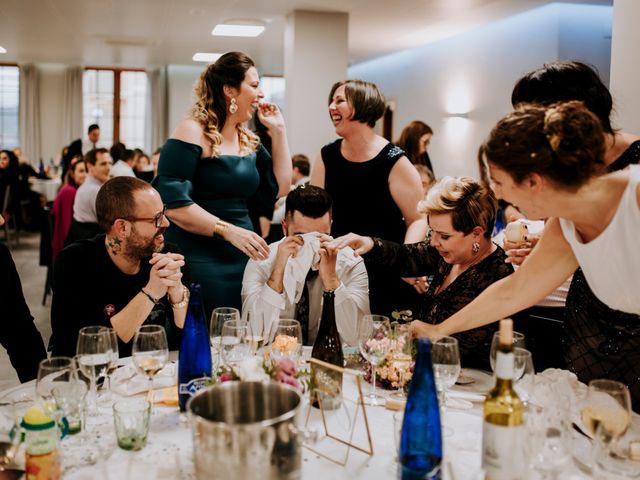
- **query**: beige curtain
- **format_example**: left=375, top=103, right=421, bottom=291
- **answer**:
left=62, top=66, right=84, bottom=145
left=146, top=66, right=168, bottom=152
left=18, top=64, right=41, bottom=164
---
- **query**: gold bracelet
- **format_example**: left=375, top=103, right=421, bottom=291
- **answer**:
left=213, top=220, right=229, bottom=239
left=170, top=285, right=190, bottom=309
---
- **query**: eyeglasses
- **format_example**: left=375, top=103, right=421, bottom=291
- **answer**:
left=121, top=205, right=167, bottom=228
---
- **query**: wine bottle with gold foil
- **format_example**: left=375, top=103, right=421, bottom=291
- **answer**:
left=482, top=319, right=525, bottom=480
left=310, top=290, right=343, bottom=410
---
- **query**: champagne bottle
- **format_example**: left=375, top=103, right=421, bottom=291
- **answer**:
left=310, top=290, right=344, bottom=410
left=178, top=284, right=212, bottom=412
left=482, top=319, right=525, bottom=479
left=398, top=338, right=442, bottom=480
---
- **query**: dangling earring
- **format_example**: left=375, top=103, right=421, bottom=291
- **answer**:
left=472, top=241, right=480, bottom=254
left=229, top=98, right=238, bottom=114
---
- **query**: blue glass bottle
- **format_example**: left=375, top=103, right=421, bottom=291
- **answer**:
left=178, top=284, right=212, bottom=412
left=399, top=338, right=442, bottom=480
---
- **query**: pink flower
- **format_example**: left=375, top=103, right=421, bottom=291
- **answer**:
left=274, top=358, right=297, bottom=377
left=275, top=370, right=301, bottom=390
left=218, top=372, right=234, bottom=383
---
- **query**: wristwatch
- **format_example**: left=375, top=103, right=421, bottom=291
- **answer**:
left=170, top=285, right=190, bottom=309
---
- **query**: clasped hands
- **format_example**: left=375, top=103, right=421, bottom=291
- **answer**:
left=145, top=252, right=185, bottom=303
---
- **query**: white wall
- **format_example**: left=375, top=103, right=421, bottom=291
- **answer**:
left=610, top=0, right=640, bottom=134
left=166, top=65, right=202, bottom=137
left=348, top=3, right=613, bottom=178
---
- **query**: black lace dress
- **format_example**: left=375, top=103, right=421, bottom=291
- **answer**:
left=365, top=238, right=514, bottom=370
left=564, top=139, right=640, bottom=411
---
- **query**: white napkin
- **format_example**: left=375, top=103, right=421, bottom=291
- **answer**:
left=448, top=389, right=486, bottom=403
left=530, top=368, right=588, bottom=430
left=282, top=233, right=322, bottom=305
left=110, top=363, right=176, bottom=396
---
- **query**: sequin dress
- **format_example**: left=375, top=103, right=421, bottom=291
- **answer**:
left=564, top=140, right=640, bottom=411
left=365, top=238, right=514, bottom=370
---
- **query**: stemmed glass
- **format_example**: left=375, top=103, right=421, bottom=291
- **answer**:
left=270, top=319, right=303, bottom=362
left=0, top=407, right=20, bottom=470
left=431, top=336, right=461, bottom=431
left=210, top=307, right=240, bottom=370
left=581, top=379, right=633, bottom=476
left=390, top=324, right=413, bottom=400
left=358, top=315, right=391, bottom=406
left=221, top=319, right=253, bottom=369
left=490, top=330, right=525, bottom=372
left=76, top=326, right=112, bottom=415
left=36, top=357, right=74, bottom=404
left=513, top=348, right=535, bottom=405
left=101, top=327, right=120, bottom=404
left=132, top=325, right=169, bottom=403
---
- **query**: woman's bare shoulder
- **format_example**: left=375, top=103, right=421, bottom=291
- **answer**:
left=171, top=118, right=204, bottom=145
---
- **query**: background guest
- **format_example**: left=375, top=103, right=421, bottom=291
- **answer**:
left=396, top=120, right=435, bottom=173
left=333, top=177, right=511, bottom=369
left=153, top=51, right=291, bottom=315
left=83, top=124, right=101, bottom=153
left=110, top=148, right=136, bottom=178
left=311, top=79, right=427, bottom=318
left=51, top=157, right=87, bottom=259
left=414, top=163, right=436, bottom=197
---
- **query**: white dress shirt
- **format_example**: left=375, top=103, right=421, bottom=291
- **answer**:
left=241, top=233, right=370, bottom=346
left=73, top=175, right=104, bottom=222
left=110, top=160, right=136, bottom=178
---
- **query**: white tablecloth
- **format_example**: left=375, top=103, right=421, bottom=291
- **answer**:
left=0, top=365, right=630, bottom=480
left=30, top=178, right=61, bottom=202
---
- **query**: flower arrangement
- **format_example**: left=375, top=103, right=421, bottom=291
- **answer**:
left=364, top=332, right=414, bottom=391
left=271, top=334, right=300, bottom=357
left=215, top=356, right=309, bottom=393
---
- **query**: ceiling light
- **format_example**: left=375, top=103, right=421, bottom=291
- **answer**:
left=192, top=52, right=222, bottom=63
left=0, top=46, right=6, bottom=54
left=212, top=20, right=265, bottom=37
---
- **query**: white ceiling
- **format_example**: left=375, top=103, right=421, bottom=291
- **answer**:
left=0, top=0, right=611, bottom=73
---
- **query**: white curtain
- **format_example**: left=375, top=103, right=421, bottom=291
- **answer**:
left=18, top=64, right=41, bottom=164
left=146, top=66, right=168, bottom=153
left=62, top=66, right=84, bottom=145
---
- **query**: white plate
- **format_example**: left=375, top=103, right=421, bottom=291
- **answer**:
left=451, top=368, right=494, bottom=395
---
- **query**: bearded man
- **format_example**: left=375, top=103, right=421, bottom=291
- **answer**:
left=51, top=177, right=190, bottom=357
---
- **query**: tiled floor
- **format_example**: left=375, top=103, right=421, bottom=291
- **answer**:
left=1, top=231, right=51, bottom=391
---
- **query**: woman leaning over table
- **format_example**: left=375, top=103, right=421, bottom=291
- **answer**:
left=411, top=101, right=640, bottom=409
left=153, top=52, right=291, bottom=315
left=331, top=176, right=513, bottom=370
left=310, top=80, right=427, bottom=319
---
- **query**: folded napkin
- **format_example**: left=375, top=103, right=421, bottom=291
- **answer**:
left=530, top=368, right=588, bottom=432
left=111, top=362, right=177, bottom=397
left=448, top=389, right=486, bottom=403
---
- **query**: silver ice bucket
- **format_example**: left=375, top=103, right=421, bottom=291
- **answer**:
left=187, top=381, right=302, bottom=480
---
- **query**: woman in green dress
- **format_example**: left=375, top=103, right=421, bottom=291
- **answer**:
left=153, top=52, right=291, bottom=315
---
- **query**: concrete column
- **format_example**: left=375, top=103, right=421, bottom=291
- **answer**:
left=610, top=0, right=640, bottom=133
left=284, top=11, right=348, bottom=160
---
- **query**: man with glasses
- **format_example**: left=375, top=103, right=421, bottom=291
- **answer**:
left=51, top=177, right=191, bottom=357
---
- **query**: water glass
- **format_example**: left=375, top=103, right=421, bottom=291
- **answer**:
left=76, top=326, right=113, bottom=415
left=527, top=402, right=573, bottom=478
left=221, top=319, right=252, bottom=368
left=431, top=336, right=460, bottom=436
left=513, top=348, right=535, bottom=404
left=0, top=407, right=20, bottom=469
left=113, top=399, right=151, bottom=451
left=52, top=381, right=87, bottom=435
left=36, top=357, right=74, bottom=403
left=489, top=330, right=525, bottom=372
left=210, top=307, right=240, bottom=367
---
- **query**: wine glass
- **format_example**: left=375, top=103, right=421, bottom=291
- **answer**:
left=36, top=357, right=74, bottom=403
left=0, top=407, right=20, bottom=470
left=210, top=307, right=240, bottom=369
left=270, top=319, right=303, bottom=362
left=513, top=348, right=535, bottom=405
left=101, top=327, right=120, bottom=404
left=582, top=379, right=633, bottom=476
left=132, top=325, right=169, bottom=403
left=490, top=330, right=525, bottom=372
left=431, top=336, right=461, bottom=426
left=76, top=326, right=112, bottom=415
left=221, top=319, right=252, bottom=368
left=390, top=324, right=413, bottom=400
left=358, top=315, right=391, bottom=406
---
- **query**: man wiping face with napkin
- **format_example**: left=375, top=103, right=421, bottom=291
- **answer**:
left=242, top=185, right=370, bottom=346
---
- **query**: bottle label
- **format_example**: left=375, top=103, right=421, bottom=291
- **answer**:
left=179, top=377, right=208, bottom=397
left=481, top=422, right=525, bottom=479
left=495, top=351, right=514, bottom=380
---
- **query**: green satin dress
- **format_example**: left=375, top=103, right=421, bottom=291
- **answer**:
left=152, top=139, right=278, bottom=316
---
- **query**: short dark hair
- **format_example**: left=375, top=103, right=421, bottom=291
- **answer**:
left=285, top=185, right=333, bottom=220
left=122, top=149, right=135, bottom=162
left=110, top=142, right=126, bottom=162
left=511, top=61, right=614, bottom=134
left=292, top=154, right=310, bottom=176
left=85, top=148, right=108, bottom=166
left=328, top=80, right=385, bottom=128
left=88, top=124, right=100, bottom=134
left=96, top=176, right=152, bottom=232
left=484, top=101, right=605, bottom=189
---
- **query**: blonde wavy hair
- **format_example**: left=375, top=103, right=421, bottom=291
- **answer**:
left=418, top=176, right=497, bottom=239
left=190, top=52, right=260, bottom=156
